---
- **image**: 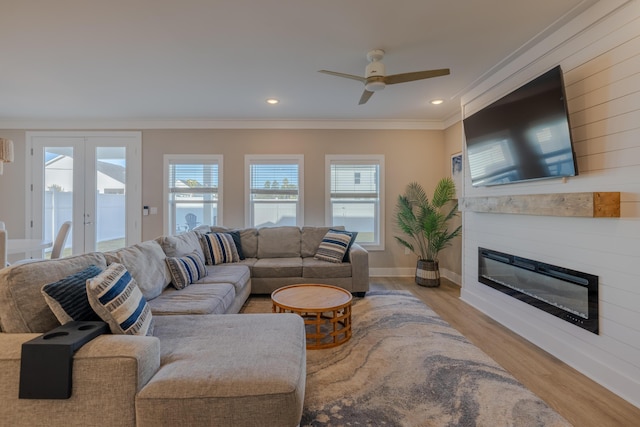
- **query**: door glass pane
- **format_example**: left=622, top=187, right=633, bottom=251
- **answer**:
left=96, top=147, right=126, bottom=251
left=44, top=147, right=74, bottom=258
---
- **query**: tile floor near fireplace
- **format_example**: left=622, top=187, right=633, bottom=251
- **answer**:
left=478, top=247, right=599, bottom=334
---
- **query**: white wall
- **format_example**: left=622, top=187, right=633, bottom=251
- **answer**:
left=460, top=0, right=640, bottom=407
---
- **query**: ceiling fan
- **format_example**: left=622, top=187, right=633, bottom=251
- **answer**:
left=319, top=49, right=450, bottom=105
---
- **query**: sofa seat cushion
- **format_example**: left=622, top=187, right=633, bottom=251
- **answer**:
left=136, top=313, right=306, bottom=427
left=302, top=257, right=352, bottom=278
left=0, top=252, right=107, bottom=333
left=252, top=257, right=302, bottom=278
left=200, top=264, right=251, bottom=296
left=147, top=283, right=235, bottom=315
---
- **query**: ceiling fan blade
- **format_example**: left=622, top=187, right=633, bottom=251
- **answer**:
left=318, top=70, right=366, bottom=83
left=359, top=90, right=375, bottom=105
left=384, top=68, right=450, bottom=85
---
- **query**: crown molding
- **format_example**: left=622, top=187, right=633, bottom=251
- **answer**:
left=0, top=118, right=447, bottom=131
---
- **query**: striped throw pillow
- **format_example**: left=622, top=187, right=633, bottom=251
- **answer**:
left=201, top=232, right=240, bottom=265
left=314, top=229, right=357, bottom=263
left=41, top=265, right=103, bottom=324
left=166, top=251, right=207, bottom=290
left=87, top=263, right=154, bottom=336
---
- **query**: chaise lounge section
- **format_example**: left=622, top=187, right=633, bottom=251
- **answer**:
left=0, top=225, right=368, bottom=426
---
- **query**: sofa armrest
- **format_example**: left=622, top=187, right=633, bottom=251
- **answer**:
left=0, top=333, right=160, bottom=427
left=348, top=243, right=369, bottom=294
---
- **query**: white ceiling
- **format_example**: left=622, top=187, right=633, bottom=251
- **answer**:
left=0, top=0, right=599, bottom=127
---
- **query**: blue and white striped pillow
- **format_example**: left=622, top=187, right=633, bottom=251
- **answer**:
left=86, top=263, right=154, bottom=336
left=201, top=232, right=240, bottom=265
left=166, top=251, right=207, bottom=289
left=314, top=229, right=357, bottom=263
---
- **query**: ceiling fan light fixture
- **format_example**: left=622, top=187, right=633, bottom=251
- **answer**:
left=365, top=81, right=385, bottom=92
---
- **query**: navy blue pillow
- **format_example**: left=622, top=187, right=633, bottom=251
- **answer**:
left=41, top=265, right=103, bottom=324
left=334, top=229, right=358, bottom=262
left=228, top=230, right=245, bottom=260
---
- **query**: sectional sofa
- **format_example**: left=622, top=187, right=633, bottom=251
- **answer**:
left=0, top=225, right=369, bottom=426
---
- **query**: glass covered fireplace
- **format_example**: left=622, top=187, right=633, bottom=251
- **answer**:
left=478, top=247, right=599, bottom=334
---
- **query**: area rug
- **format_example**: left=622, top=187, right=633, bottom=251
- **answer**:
left=242, top=291, right=571, bottom=427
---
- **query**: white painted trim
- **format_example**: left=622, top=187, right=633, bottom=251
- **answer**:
left=369, top=267, right=415, bottom=277
left=369, top=267, right=461, bottom=285
left=0, top=119, right=446, bottom=131
left=440, top=268, right=462, bottom=286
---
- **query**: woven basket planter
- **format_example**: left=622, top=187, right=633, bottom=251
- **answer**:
left=415, top=259, right=440, bottom=287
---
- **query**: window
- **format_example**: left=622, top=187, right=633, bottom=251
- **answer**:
left=245, top=155, right=303, bottom=228
left=326, top=155, right=384, bottom=250
left=165, top=155, right=222, bottom=235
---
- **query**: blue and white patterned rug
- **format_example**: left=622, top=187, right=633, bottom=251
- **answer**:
left=243, top=291, right=571, bottom=427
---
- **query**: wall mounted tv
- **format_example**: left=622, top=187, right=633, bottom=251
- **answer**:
left=463, top=65, right=578, bottom=187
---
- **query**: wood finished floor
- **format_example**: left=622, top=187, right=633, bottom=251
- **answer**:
left=370, top=277, right=640, bottom=427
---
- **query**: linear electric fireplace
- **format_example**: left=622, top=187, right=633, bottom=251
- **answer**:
left=478, top=248, right=599, bottom=334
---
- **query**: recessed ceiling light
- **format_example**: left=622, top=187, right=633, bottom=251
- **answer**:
left=430, top=99, right=444, bottom=105
left=266, top=98, right=279, bottom=105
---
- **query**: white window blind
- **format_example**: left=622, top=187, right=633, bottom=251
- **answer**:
left=166, top=156, right=221, bottom=234
left=326, top=156, right=384, bottom=250
left=246, top=155, right=303, bottom=228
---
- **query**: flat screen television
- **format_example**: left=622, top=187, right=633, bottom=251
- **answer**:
left=463, top=65, right=578, bottom=187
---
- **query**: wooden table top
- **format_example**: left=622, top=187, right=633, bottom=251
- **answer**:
left=271, top=284, right=352, bottom=312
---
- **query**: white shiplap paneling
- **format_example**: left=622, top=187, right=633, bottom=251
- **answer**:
left=460, top=0, right=640, bottom=408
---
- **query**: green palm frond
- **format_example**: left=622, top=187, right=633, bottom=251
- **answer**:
left=394, top=178, right=461, bottom=261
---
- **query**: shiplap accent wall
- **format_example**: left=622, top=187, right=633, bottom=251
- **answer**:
left=460, top=0, right=640, bottom=408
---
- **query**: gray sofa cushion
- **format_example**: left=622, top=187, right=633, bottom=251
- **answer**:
left=156, top=231, right=204, bottom=260
left=147, top=283, right=235, bottom=315
left=136, top=313, right=306, bottom=427
left=201, top=264, right=251, bottom=297
left=105, top=240, right=171, bottom=300
left=252, top=257, right=302, bottom=278
left=257, top=226, right=301, bottom=258
left=0, top=252, right=107, bottom=333
left=302, top=257, right=352, bottom=278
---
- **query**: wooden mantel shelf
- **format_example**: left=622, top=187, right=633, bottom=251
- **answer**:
left=461, top=192, right=620, bottom=217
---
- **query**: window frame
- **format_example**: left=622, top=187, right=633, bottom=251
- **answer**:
left=245, top=154, right=304, bottom=228
left=163, top=154, right=223, bottom=235
left=325, top=154, right=385, bottom=251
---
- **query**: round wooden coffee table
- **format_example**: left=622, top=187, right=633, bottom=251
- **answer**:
left=271, top=284, right=352, bottom=350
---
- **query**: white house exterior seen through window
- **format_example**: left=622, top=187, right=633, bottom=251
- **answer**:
left=246, top=155, right=303, bottom=228
left=326, top=155, right=384, bottom=250
left=165, top=155, right=222, bottom=235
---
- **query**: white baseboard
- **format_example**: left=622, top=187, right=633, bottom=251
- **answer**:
left=370, top=267, right=462, bottom=286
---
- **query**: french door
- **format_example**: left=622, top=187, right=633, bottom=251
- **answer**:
left=27, top=131, right=141, bottom=256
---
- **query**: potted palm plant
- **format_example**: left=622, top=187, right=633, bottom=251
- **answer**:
left=394, top=178, right=461, bottom=287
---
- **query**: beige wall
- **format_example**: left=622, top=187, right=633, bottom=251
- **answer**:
left=141, top=128, right=446, bottom=271
left=0, top=130, right=29, bottom=236
left=438, top=121, right=463, bottom=280
left=0, top=127, right=458, bottom=272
